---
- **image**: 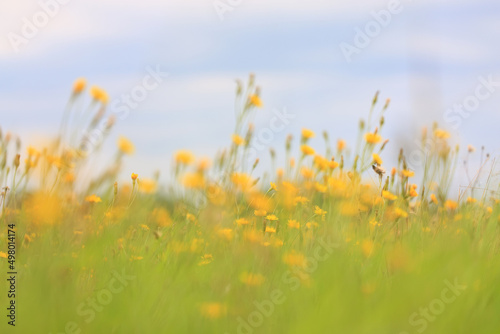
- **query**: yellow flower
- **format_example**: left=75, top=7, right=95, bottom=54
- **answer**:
left=306, top=221, right=319, bottom=229
left=151, top=208, right=172, bottom=227
left=236, top=218, right=250, bottom=226
left=301, top=167, right=314, bottom=179
left=466, top=197, right=477, bottom=204
left=231, top=134, right=245, bottom=146
left=266, top=214, right=279, bottom=221
left=217, top=228, right=234, bottom=241
left=372, top=153, right=383, bottom=165
left=314, top=182, right=327, bottom=193
left=85, top=194, right=102, bottom=203
left=329, top=160, right=339, bottom=170
left=301, top=128, right=315, bottom=139
left=361, top=239, right=374, bottom=257
left=175, top=150, right=195, bottom=165
left=283, top=251, right=306, bottom=267
left=131, top=173, right=138, bottom=181
left=231, top=173, right=253, bottom=191
left=382, top=191, right=397, bottom=201
left=394, top=208, right=408, bottom=218
left=337, top=139, right=346, bottom=151
left=198, top=254, right=213, bottom=266
left=401, top=170, right=415, bottom=178
left=294, top=196, right=309, bottom=205
left=249, top=94, right=263, bottom=108
left=430, top=194, right=438, bottom=204
left=183, top=173, right=205, bottom=189
left=265, top=226, right=276, bottom=233
left=240, top=272, right=265, bottom=286
left=270, top=182, right=277, bottom=191
left=313, top=155, right=329, bottom=170
left=301, top=145, right=315, bottom=156
left=90, top=85, right=109, bottom=104
left=364, top=132, right=382, bottom=144
left=118, top=136, right=135, bottom=155
left=254, top=209, right=267, bottom=217
left=138, top=179, right=157, bottom=194
left=200, top=302, right=227, bottom=319
left=445, top=200, right=458, bottom=210
left=73, top=78, right=86, bottom=94
left=288, top=220, right=300, bottom=229
left=314, top=206, right=327, bottom=217
left=434, top=129, right=450, bottom=139
left=0, top=251, right=7, bottom=258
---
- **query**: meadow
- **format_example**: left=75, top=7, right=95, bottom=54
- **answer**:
left=1, top=75, right=500, bottom=334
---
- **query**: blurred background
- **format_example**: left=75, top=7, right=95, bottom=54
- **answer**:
left=1, top=0, right=499, bottom=189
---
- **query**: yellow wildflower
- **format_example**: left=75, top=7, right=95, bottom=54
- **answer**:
left=301, top=145, right=315, bottom=156
left=117, top=136, right=135, bottom=155
left=372, top=153, right=383, bottom=165
left=364, top=132, right=382, bottom=144
left=175, top=150, right=195, bottom=165
left=240, top=272, right=265, bottom=286
left=301, top=128, right=315, bottom=139
left=249, top=94, right=263, bottom=108
left=231, top=134, right=245, bottom=146
left=85, top=194, right=101, bottom=203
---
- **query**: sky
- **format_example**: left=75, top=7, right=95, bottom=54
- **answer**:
left=1, top=0, right=499, bottom=189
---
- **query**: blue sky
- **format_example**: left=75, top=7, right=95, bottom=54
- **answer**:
left=1, top=0, right=499, bottom=188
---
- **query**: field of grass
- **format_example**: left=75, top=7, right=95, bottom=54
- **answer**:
left=1, top=76, right=500, bottom=334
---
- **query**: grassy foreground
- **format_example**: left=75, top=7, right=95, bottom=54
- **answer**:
left=1, top=76, right=500, bottom=334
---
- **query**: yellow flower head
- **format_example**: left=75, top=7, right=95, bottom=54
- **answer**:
left=430, top=194, right=438, bottom=204
left=175, top=150, right=195, bottom=165
left=249, top=94, right=263, bottom=108
left=401, top=170, right=415, bottom=178
left=118, top=136, right=135, bottom=155
left=382, top=191, right=397, bottom=201
left=337, top=139, right=346, bottom=151
left=283, top=251, right=306, bottom=267
left=231, top=134, right=246, bottom=146
left=266, top=214, right=279, bottom=221
left=364, top=132, right=382, bottom=144
left=200, top=303, right=227, bottom=319
left=445, top=200, right=458, bottom=210
left=235, top=218, right=250, bottom=226
left=288, top=220, right=300, bottom=229
left=265, top=226, right=276, bottom=233
left=90, top=85, right=109, bottom=104
left=138, top=179, right=157, bottom=194
left=434, top=129, right=450, bottom=139
left=85, top=194, right=102, bottom=203
left=254, top=209, right=267, bottom=217
left=301, top=128, right=315, bottom=140
left=73, top=78, right=86, bottom=94
left=131, top=173, right=138, bottom=181
left=240, top=272, right=265, bottom=286
left=301, top=145, right=315, bottom=156
left=372, top=153, right=383, bottom=165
